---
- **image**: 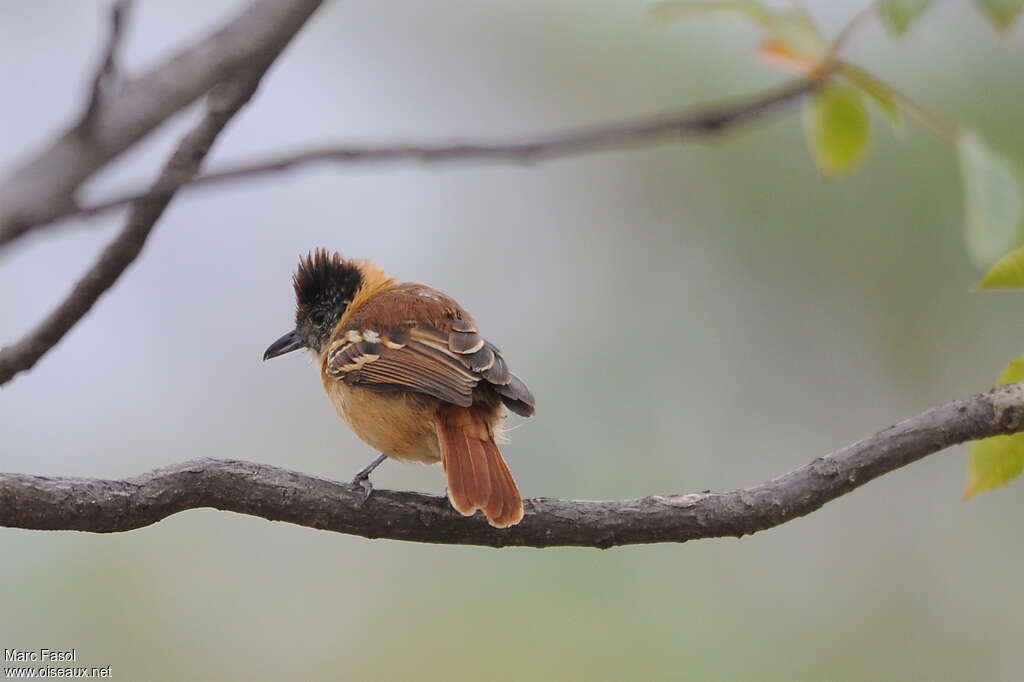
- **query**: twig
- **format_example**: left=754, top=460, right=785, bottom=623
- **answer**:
left=889, top=87, right=959, bottom=145
left=834, top=60, right=957, bottom=144
left=0, top=0, right=324, bottom=249
left=0, top=0, right=325, bottom=386
left=2, top=383, right=1021, bottom=548
left=80, top=0, right=132, bottom=130
left=30, top=79, right=818, bottom=234
left=825, top=2, right=875, bottom=62
left=0, top=76, right=290, bottom=386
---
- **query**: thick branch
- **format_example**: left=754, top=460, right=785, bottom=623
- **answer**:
left=2, top=383, right=1021, bottom=548
left=0, top=14, right=317, bottom=387
left=54, top=79, right=815, bottom=228
left=0, top=0, right=323, bottom=248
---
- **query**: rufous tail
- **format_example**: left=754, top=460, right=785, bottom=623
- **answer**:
left=436, top=405, right=524, bottom=528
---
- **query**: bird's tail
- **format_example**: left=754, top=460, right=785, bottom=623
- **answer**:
left=436, top=405, right=524, bottom=528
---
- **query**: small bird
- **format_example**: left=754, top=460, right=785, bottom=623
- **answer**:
left=263, top=250, right=535, bottom=528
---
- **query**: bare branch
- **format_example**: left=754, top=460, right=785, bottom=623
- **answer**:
left=0, top=4, right=325, bottom=387
left=0, top=0, right=324, bottom=249
left=80, top=0, right=132, bottom=130
left=2, top=383, right=1020, bottom=548
left=0, top=77, right=295, bottom=387
left=33, top=79, right=817, bottom=234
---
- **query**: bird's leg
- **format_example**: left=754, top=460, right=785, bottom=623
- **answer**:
left=351, top=453, right=387, bottom=505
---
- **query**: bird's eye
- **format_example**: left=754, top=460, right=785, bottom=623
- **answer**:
left=310, top=310, right=327, bottom=326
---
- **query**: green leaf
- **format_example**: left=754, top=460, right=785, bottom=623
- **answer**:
left=966, top=434, right=1024, bottom=499
left=877, top=0, right=933, bottom=36
left=958, top=131, right=1024, bottom=268
left=841, top=65, right=902, bottom=129
left=978, top=244, right=1024, bottom=288
left=975, top=0, right=1024, bottom=29
left=997, top=355, right=1024, bottom=385
left=965, top=355, right=1024, bottom=498
left=804, top=83, right=871, bottom=179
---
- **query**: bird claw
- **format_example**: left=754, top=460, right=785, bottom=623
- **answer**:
left=352, top=473, right=374, bottom=507
left=350, top=453, right=387, bottom=508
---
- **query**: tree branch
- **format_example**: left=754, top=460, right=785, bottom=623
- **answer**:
left=0, top=5, right=324, bottom=387
left=0, top=0, right=323, bottom=249
left=80, top=0, right=132, bottom=130
left=2, top=383, right=1020, bottom=548
left=0, top=85, right=266, bottom=387
left=36, top=79, right=817, bottom=232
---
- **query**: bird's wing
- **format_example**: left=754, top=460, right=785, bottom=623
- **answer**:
left=325, top=309, right=535, bottom=415
left=325, top=324, right=477, bottom=406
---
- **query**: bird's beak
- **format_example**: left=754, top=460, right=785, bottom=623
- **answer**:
left=263, top=330, right=306, bottom=361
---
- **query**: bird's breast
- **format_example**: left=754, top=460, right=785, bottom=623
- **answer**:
left=323, top=379, right=442, bottom=464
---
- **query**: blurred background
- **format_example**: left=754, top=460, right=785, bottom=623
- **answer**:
left=2, top=1, right=1024, bottom=680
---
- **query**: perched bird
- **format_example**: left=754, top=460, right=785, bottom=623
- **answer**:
left=263, top=250, right=535, bottom=528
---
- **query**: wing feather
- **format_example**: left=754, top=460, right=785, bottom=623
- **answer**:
left=326, top=291, right=534, bottom=415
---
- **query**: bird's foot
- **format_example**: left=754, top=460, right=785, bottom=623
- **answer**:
left=351, top=453, right=387, bottom=507
left=352, top=474, right=373, bottom=506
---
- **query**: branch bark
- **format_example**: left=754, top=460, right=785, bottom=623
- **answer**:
left=0, top=3, right=323, bottom=387
left=32, top=79, right=816, bottom=233
left=3, top=383, right=1021, bottom=548
left=0, top=0, right=323, bottom=249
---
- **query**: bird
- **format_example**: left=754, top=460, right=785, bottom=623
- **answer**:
left=263, top=250, right=535, bottom=528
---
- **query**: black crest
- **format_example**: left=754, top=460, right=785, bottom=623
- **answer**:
left=292, top=249, right=363, bottom=352
left=293, top=249, right=362, bottom=308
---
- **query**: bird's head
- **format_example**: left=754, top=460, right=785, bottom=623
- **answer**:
left=263, top=249, right=364, bottom=360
